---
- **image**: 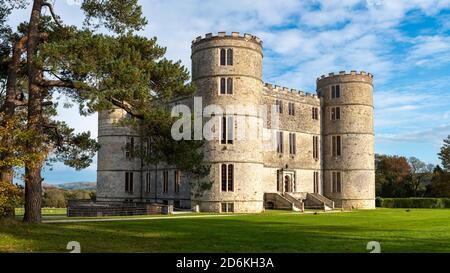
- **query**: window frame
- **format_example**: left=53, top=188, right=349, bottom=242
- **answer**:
left=226, top=48, right=233, bottom=66
left=331, top=85, right=341, bottom=99
left=332, top=135, right=342, bottom=157
left=313, top=135, right=319, bottom=159
left=145, top=172, right=151, bottom=193
left=220, top=48, right=226, bottom=66
left=221, top=164, right=234, bottom=192
left=125, top=137, right=134, bottom=158
left=220, top=116, right=234, bottom=144
left=277, top=131, right=284, bottom=154
left=313, top=171, right=319, bottom=193
left=174, top=170, right=180, bottom=193
left=289, top=133, right=296, bottom=155
left=288, top=102, right=295, bottom=116
left=125, top=172, right=134, bottom=193
left=219, top=48, right=233, bottom=66
left=332, top=171, right=342, bottom=193
left=163, top=170, right=169, bottom=193
left=331, top=107, right=341, bottom=120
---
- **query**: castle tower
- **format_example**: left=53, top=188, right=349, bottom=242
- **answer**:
left=96, top=108, right=142, bottom=202
left=191, top=32, right=265, bottom=213
left=317, top=71, right=375, bottom=209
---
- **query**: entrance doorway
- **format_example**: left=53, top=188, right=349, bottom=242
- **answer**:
left=283, top=172, right=295, bottom=192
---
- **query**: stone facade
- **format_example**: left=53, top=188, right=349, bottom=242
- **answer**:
left=96, top=32, right=375, bottom=212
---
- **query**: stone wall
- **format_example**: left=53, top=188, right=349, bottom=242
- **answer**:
left=318, top=71, right=375, bottom=209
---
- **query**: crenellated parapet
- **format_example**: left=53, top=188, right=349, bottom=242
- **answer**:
left=316, top=71, right=373, bottom=90
left=317, top=70, right=373, bottom=81
left=192, top=31, right=263, bottom=46
left=263, top=82, right=319, bottom=100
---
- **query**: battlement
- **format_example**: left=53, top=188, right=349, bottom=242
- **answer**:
left=263, top=82, right=318, bottom=99
left=316, top=70, right=374, bottom=83
left=192, top=32, right=263, bottom=46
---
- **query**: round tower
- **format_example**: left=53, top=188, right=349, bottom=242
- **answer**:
left=317, top=71, right=375, bottom=209
left=191, top=32, right=265, bottom=213
left=97, top=107, right=141, bottom=202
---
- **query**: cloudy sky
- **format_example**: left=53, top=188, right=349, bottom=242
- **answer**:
left=8, top=0, right=450, bottom=183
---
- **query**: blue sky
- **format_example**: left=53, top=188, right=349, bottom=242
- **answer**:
left=7, top=0, right=450, bottom=184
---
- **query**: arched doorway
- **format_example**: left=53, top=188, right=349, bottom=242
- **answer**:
left=284, top=175, right=291, bottom=192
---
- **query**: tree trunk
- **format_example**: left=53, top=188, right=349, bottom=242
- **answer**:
left=0, top=36, right=26, bottom=186
left=23, top=0, right=44, bottom=224
left=23, top=165, right=42, bottom=223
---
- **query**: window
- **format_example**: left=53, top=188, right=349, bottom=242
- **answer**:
left=313, top=172, right=319, bottom=193
left=332, top=135, right=341, bottom=157
left=221, top=164, right=234, bottom=192
left=221, top=116, right=234, bottom=144
left=312, top=107, right=319, bottom=120
left=220, top=48, right=233, bottom=66
left=275, top=100, right=283, bottom=113
left=174, top=170, right=180, bottom=193
left=331, top=107, right=341, bottom=120
left=276, top=170, right=281, bottom=191
left=277, top=131, right=284, bottom=153
left=227, top=164, right=234, bottom=192
left=289, top=133, right=296, bottom=155
left=221, top=202, right=234, bottom=213
left=220, top=48, right=226, bottom=66
left=332, top=171, right=342, bottom=193
left=219, top=77, right=233, bottom=94
left=288, top=102, right=295, bottom=116
left=313, top=136, right=319, bottom=159
left=220, top=78, right=226, bottom=94
left=163, top=170, right=168, bottom=193
left=125, top=137, right=134, bottom=158
left=226, top=78, right=233, bottom=94
left=331, top=85, right=341, bottom=99
left=125, top=172, right=134, bottom=193
left=221, top=164, right=227, bottom=191
left=227, top=49, right=233, bottom=66
left=145, top=172, right=151, bottom=193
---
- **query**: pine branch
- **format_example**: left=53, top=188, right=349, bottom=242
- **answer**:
left=39, top=79, right=75, bottom=88
left=42, top=2, right=63, bottom=28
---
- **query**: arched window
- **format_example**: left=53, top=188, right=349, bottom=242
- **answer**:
left=226, top=78, right=233, bottom=94
left=220, top=78, right=226, bottom=94
left=220, top=49, right=226, bottom=66
left=227, top=48, right=233, bottom=65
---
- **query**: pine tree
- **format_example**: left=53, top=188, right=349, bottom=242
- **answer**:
left=2, top=0, right=208, bottom=223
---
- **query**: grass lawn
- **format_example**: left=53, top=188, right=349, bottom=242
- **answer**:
left=1, top=208, right=449, bottom=253
left=15, top=207, right=67, bottom=216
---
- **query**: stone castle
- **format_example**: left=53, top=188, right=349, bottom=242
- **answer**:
left=96, top=32, right=375, bottom=213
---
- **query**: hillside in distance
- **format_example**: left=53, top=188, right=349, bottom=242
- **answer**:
left=55, top=182, right=96, bottom=191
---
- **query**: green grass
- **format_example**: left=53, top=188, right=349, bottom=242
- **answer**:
left=1, top=209, right=449, bottom=253
left=15, top=207, right=67, bottom=216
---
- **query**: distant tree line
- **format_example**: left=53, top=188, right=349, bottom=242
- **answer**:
left=376, top=135, right=450, bottom=198
left=41, top=187, right=95, bottom=208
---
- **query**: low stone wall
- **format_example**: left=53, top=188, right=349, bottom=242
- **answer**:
left=67, top=200, right=173, bottom=217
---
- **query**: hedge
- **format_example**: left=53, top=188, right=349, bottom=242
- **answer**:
left=376, top=197, right=450, bottom=208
